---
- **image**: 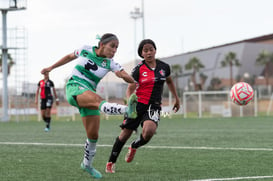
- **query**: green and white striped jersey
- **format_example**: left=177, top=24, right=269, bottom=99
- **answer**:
left=70, top=45, right=123, bottom=90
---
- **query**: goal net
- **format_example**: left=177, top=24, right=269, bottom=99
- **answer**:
left=183, top=90, right=257, bottom=118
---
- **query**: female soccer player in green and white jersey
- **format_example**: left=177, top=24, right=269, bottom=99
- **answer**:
left=41, top=33, right=137, bottom=179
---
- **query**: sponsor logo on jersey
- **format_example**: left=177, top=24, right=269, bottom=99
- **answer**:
left=83, top=51, right=88, bottom=57
left=78, top=86, right=85, bottom=90
left=141, top=78, right=148, bottom=83
left=142, top=72, right=148, bottom=77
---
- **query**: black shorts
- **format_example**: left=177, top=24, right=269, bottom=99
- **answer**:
left=120, top=102, right=161, bottom=131
left=40, top=97, right=53, bottom=110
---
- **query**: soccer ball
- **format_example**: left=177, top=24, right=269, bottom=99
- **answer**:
left=230, top=82, right=254, bottom=106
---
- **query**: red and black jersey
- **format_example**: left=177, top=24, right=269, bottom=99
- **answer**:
left=132, top=59, right=170, bottom=105
left=37, top=79, right=55, bottom=99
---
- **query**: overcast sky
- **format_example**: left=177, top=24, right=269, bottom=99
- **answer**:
left=2, top=0, right=273, bottom=87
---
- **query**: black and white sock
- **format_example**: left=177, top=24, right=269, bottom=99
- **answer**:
left=83, top=139, right=97, bottom=167
left=99, top=101, right=126, bottom=115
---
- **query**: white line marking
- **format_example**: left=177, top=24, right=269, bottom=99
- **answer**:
left=1, top=142, right=273, bottom=181
left=190, top=175, right=273, bottom=181
left=144, top=145, right=273, bottom=151
left=0, top=142, right=273, bottom=151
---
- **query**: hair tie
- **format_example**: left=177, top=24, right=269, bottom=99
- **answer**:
left=96, top=35, right=101, bottom=40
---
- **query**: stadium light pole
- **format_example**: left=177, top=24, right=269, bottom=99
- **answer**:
left=1, top=9, right=9, bottom=122
left=141, top=0, right=145, bottom=39
left=130, top=0, right=145, bottom=66
left=130, top=7, right=142, bottom=65
left=0, top=1, right=26, bottom=122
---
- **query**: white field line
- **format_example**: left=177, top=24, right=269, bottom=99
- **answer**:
left=0, top=142, right=273, bottom=152
left=2, top=142, right=273, bottom=181
left=190, top=175, right=273, bottom=181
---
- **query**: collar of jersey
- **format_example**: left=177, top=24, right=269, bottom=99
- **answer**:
left=79, top=47, right=111, bottom=69
left=91, top=46, right=109, bottom=62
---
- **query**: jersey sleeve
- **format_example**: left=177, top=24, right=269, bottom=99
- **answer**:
left=131, top=66, right=139, bottom=82
left=74, top=45, right=92, bottom=57
left=165, top=63, right=171, bottom=77
left=110, top=60, right=124, bottom=72
left=74, top=48, right=82, bottom=57
left=49, top=80, right=55, bottom=87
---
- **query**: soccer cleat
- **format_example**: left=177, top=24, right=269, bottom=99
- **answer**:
left=105, top=162, right=115, bottom=173
left=44, top=127, right=50, bottom=132
left=125, top=147, right=137, bottom=163
left=80, top=162, right=102, bottom=179
left=125, top=93, right=137, bottom=118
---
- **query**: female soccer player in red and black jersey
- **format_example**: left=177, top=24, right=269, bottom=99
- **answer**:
left=35, top=72, right=59, bottom=132
left=105, top=39, right=180, bottom=173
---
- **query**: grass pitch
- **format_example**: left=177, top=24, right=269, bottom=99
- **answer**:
left=1, top=115, right=273, bottom=181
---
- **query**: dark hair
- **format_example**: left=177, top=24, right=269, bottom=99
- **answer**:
left=99, top=33, right=118, bottom=46
left=137, top=39, right=157, bottom=58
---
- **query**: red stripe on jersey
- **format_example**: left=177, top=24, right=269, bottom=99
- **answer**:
left=136, top=65, right=155, bottom=104
left=39, top=80, right=46, bottom=99
left=38, top=79, right=54, bottom=99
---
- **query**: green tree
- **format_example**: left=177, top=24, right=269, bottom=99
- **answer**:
left=256, top=50, right=273, bottom=86
left=221, top=52, right=241, bottom=88
left=0, top=53, right=15, bottom=75
left=171, top=64, right=182, bottom=95
left=200, top=72, right=208, bottom=89
left=185, top=57, right=204, bottom=90
left=208, top=77, right=222, bottom=90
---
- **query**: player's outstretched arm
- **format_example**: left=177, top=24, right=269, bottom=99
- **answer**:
left=115, top=70, right=135, bottom=83
left=41, top=53, right=76, bottom=74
